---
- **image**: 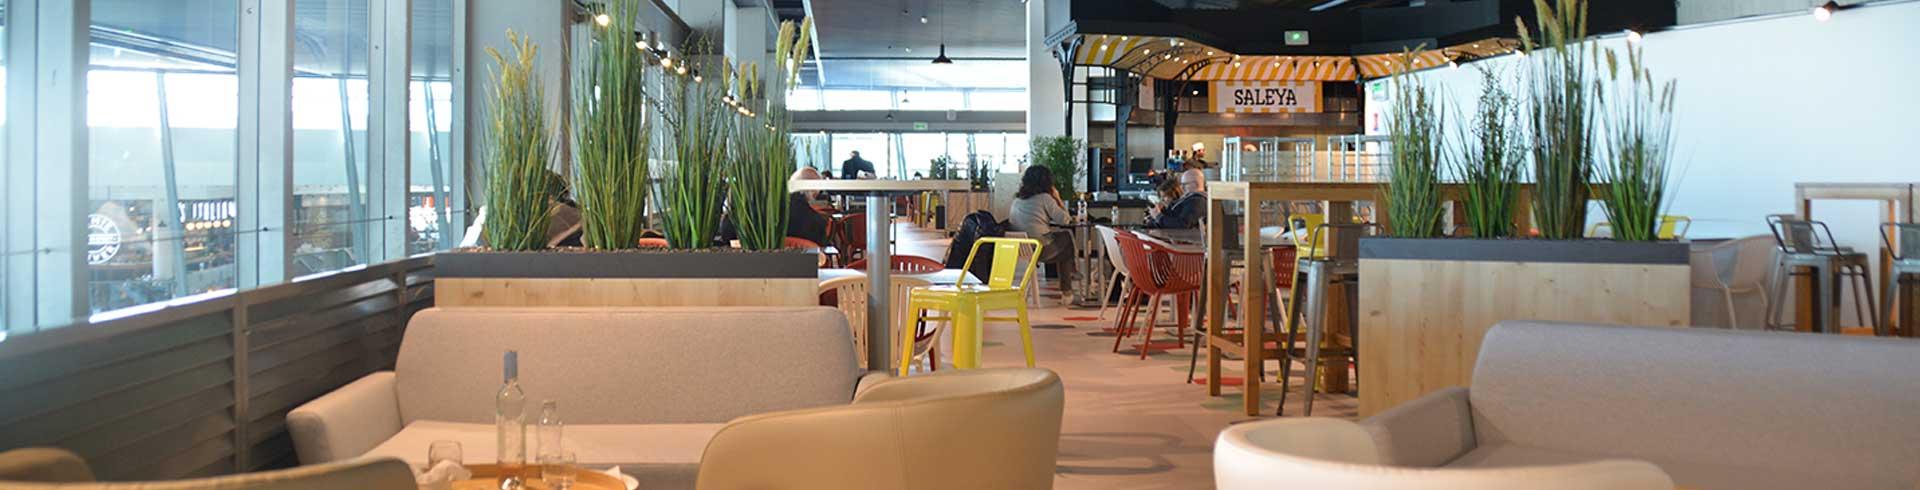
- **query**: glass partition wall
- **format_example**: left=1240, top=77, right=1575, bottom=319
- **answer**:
left=797, top=131, right=1029, bottom=180
left=3, top=0, right=464, bottom=334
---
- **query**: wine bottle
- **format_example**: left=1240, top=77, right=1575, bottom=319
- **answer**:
left=496, top=351, right=527, bottom=487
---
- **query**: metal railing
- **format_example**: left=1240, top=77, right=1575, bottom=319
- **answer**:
left=0, top=255, right=435, bottom=480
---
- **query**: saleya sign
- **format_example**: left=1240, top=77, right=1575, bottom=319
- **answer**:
left=1209, top=81, right=1320, bottom=114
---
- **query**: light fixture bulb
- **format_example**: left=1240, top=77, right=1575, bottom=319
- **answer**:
left=635, top=40, right=648, bottom=50
left=905, top=47, right=913, bottom=53
left=594, top=13, right=610, bottom=26
left=1813, top=1, right=1838, bottom=21
left=920, top=16, right=929, bottom=23
left=1625, top=30, right=1643, bottom=44
left=661, top=57, right=673, bottom=68
left=693, top=75, right=702, bottom=82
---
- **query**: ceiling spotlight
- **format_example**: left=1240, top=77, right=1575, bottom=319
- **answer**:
left=1143, top=49, right=1151, bottom=55
left=594, top=13, right=611, bottom=26
left=660, top=57, right=673, bottom=68
left=1233, top=61, right=1241, bottom=67
left=1164, top=53, right=1172, bottom=59
left=1625, top=29, right=1643, bottom=44
left=635, top=40, right=647, bottom=50
left=676, top=65, right=688, bottom=75
left=1447, top=58, right=1459, bottom=69
left=1190, top=90, right=1199, bottom=95
left=1121, top=36, right=1129, bottom=41
left=693, top=74, right=703, bottom=82
left=904, top=47, right=913, bottom=53
left=1099, top=45, right=1107, bottom=50
left=1813, top=1, right=1838, bottom=21
left=931, top=44, right=954, bottom=64
left=920, top=16, right=929, bottom=23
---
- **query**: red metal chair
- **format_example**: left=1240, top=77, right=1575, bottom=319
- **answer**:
left=846, top=254, right=945, bottom=273
left=783, top=237, right=824, bottom=250
left=637, top=237, right=670, bottom=248
left=1112, top=230, right=1205, bottom=359
left=836, top=213, right=868, bottom=266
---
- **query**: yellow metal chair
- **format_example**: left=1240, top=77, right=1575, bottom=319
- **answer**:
left=1590, top=215, right=1692, bottom=240
left=900, top=237, right=1043, bottom=375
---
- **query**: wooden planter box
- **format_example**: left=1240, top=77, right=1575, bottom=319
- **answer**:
left=435, top=249, right=820, bottom=308
left=1356, top=238, right=1691, bottom=417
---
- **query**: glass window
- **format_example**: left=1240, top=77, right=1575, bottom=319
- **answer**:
left=828, top=133, right=889, bottom=178
left=899, top=133, right=945, bottom=178
left=968, top=90, right=1026, bottom=111
left=86, top=0, right=240, bottom=315
left=792, top=132, right=830, bottom=174
left=409, top=0, right=456, bottom=256
left=788, top=87, right=823, bottom=111
left=897, top=90, right=963, bottom=111
left=292, top=0, right=372, bottom=277
left=820, top=89, right=892, bottom=111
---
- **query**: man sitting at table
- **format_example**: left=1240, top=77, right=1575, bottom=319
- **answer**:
left=1145, top=177, right=1205, bottom=229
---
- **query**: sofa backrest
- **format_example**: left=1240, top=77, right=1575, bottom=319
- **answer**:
left=1470, top=321, right=1920, bottom=483
left=395, top=307, right=859, bottom=425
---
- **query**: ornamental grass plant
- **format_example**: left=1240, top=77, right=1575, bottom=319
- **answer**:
left=481, top=31, right=552, bottom=251
left=1450, top=65, right=1525, bottom=238
left=724, top=18, right=812, bottom=251
left=1597, top=45, right=1678, bottom=241
left=573, top=0, right=653, bottom=250
left=654, top=43, right=732, bottom=250
left=1382, top=49, right=1447, bottom=238
left=1517, top=0, right=1600, bottom=240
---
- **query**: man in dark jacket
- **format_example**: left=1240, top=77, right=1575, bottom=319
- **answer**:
left=840, top=151, right=876, bottom=180
left=1145, top=191, right=1206, bottom=229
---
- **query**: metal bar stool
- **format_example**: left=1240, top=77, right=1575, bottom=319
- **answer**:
left=1766, top=216, right=1877, bottom=334
left=1276, top=222, right=1378, bottom=416
left=1880, top=223, right=1920, bottom=337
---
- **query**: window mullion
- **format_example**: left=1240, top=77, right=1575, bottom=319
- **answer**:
left=238, top=0, right=294, bottom=288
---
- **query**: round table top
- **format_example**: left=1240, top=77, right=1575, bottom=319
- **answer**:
left=790, top=179, right=970, bottom=195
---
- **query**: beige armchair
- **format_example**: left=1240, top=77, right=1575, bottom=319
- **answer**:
left=696, top=368, right=1064, bottom=490
left=1215, top=418, right=1674, bottom=490
left=0, top=448, right=413, bottom=489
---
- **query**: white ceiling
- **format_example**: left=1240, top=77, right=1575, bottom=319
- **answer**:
left=801, top=0, right=1029, bottom=89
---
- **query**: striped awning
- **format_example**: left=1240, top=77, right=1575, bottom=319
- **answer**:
left=1065, top=34, right=1518, bottom=82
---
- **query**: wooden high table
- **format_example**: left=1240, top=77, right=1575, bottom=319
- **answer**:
left=1793, top=183, right=1918, bottom=335
left=792, top=179, right=971, bottom=370
left=1204, top=181, right=1538, bottom=416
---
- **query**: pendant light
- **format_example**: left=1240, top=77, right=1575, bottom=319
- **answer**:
left=930, top=1, right=953, bottom=64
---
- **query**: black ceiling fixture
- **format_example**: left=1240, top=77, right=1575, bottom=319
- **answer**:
left=931, top=0, right=954, bottom=64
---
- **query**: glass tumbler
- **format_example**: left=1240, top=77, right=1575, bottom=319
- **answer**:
left=540, top=451, right=577, bottom=490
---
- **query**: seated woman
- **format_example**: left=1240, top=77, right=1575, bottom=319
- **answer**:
left=1145, top=176, right=1206, bottom=229
left=1006, top=166, right=1077, bottom=301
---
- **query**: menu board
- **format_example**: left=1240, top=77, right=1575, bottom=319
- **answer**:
left=1209, top=81, right=1320, bottom=114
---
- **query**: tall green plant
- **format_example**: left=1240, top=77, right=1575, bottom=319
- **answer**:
left=654, top=43, right=732, bottom=249
left=481, top=31, right=552, bottom=251
left=929, top=155, right=956, bottom=179
left=573, top=0, right=653, bottom=249
left=724, top=18, right=811, bottom=251
left=1451, top=65, right=1525, bottom=238
left=1028, top=136, right=1083, bottom=199
left=1517, top=0, right=1599, bottom=239
left=1597, top=46, right=1677, bottom=241
left=1382, top=50, right=1446, bottom=238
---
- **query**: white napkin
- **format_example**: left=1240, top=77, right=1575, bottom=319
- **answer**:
left=415, top=460, right=473, bottom=490
left=602, top=465, right=639, bottom=490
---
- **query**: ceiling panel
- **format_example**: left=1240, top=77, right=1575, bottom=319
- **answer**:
left=804, top=0, right=1028, bottom=89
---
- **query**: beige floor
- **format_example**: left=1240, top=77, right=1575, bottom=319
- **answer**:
left=887, top=221, right=1357, bottom=490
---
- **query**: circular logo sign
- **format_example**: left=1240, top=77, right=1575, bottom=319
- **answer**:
left=87, top=213, right=122, bottom=265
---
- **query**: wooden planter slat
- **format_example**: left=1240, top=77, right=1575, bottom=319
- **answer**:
left=435, top=249, right=819, bottom=308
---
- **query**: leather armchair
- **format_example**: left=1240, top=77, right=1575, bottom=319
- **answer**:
left=0, top=450, right=413, bottom=490
left=696, top=368, right=1064, bottom=490
left=1214, top=418, right=1674, bottom=490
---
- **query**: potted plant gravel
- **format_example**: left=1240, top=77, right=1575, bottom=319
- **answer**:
left=436, top=4, right=823, bottom=308
left=1354, top=0, right=1692, bottom=417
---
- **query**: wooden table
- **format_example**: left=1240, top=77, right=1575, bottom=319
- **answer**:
left=1203, top=181, right=1543, bottom=416
left=792, top=179, right=971, bottom=370
left=1792, top=183, right=1917, bottom=335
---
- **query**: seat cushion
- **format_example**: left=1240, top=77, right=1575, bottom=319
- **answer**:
left=364, top=420, right=723, bottom=490
left=1450, top=443, right=1902, bottom=490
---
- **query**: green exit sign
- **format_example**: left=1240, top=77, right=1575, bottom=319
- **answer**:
left=913, top=122, right=929, bottom=130
left=1285, top=30, right=1310, bottom=46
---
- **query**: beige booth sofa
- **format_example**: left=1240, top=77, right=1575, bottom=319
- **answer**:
left=289, top=307, right=886, bottom=490
left=1357, top=321, right=1920, bottom=490
left=1215, top=418, right=1673, bottom=490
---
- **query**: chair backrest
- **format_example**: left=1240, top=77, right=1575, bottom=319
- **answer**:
left=960, top=237, right=1043, bottom=291
left=397, top=307, right=859, bottom=425
left=784, top=236, right=823, bottom=250
left=1471, top=321, right=1920, bottom=485
left=0, top=456, right=414, bottom=490
left=888, top=275, right=936, bottom=360
left=1305, top=223, right=1378, bottom=262
left=637, top=237, right=670, bottom=248
left=697, top=369, right=1064, bottom=490
left=1657, top=215, right=1691, bottom=240
left=1269, top=245, right=1299, bottom=288
left=839, top=213, right=868, bottom=254
left=1096, top=225, right=1129, bottom=273
left=846, top=254, right=945, bottom=273
left=1766, top=215, right=1837, bottom=255
left=1727, top=235, right=1778, bottom=287
left=818, top=276, right=870, bottom=369
left=1112, top=231, right=1162, bottom=290
left=0, top=448, right=93, bottom=483
left=1289, top=213, right=1327, bottom=247
left=1214, top=418, right=1673, bottom=490
left=1884, top=222, right=1920, bottom=262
